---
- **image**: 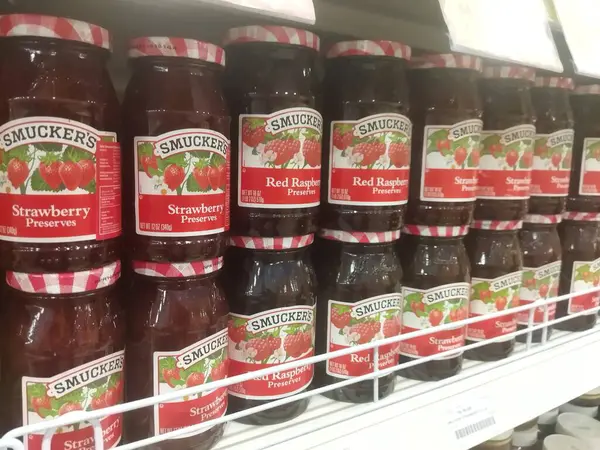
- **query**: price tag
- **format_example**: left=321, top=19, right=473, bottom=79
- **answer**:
left=438, top=0, right=562, bottom=72
left=200, top=0, right=315, bottom=24
left=553, top=0, right=600, bottom=78
left=444, top=396, right=497, bottom=442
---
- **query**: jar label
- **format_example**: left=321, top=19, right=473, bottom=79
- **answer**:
left=328, top=114, right=411, bottom=206
left=517, top=261, right=561, bottom=325
left=0, top=117, right=121, bottom=243
left=579, top=137, right=600, bottom=196
left=134, top=129, right=229, bottom=237
left=477, top=125, right=535, bottom=199
left=325, top=293, right=402, bottom=379
left=568, top=258, right=600, bottom=315
left=420, top=119, right=482, bottom=202
left=228, top=305, right=315, bottom=399
left=400, top=283, right=469, bottom=358
left=468, top=271, right=521, bottom=341
left=22, top=351, right=124, bottom=450
left=530, top=129, right=574, bottom=197
left=238, top=107, right=323, bottom=209
left=153, top=329, right=228, bottom=437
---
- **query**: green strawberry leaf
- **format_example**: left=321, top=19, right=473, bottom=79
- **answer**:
left=63, top=146, right=93, bottom=163
left=30, top=169, right=62, bottom=192
left=5, top=145, right=32, bottom=163
left=210, top=154, right=226, bottom=167
left=157, top=153, right=186, bottom=171
left=81, top=179, right=96, bottom=194
left=137, top=142, right=154, bottom=157
left=186, top=174, right=201, bottom=192
left=427, top=129, right=450, bottom=150
left=36, top=143, right=63, bottom=153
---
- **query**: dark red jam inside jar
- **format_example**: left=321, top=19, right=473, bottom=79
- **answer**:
left=464, top=221, right=523, bottom=361
left=568, top=84, right=600, bottom=213
left=398, top=225, right=470, bottom=381
left=223, top=25, right=322, bottom=237
left=125, top=258, right=229, bottom=450
left=556, top=215, right=600, bottom=331
left=223, top=235, right=317, bottom=425
left=517, top=215, right=562, bottom=343
left=122, top=37, right=230, bottom=263
left=0, top=14, right=121, bottom=273
left=406, top=54, right=483, bottom=227
left=529, top=76, right=575, bottom=215
left=1, top=262, right=124, bottom=448
left=320, top=40, right=412, bottom=232
left=476, top=65, right=536, bottom=221
left=313, top=230, right=402, bottom=403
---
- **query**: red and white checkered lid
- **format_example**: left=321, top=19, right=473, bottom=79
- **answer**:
left=326, top=40, right=411, bottom=60
left=133, top=258, right=223, bottom=277
left=523, top=214, right=562, bottom=224
left=482, top=65, right=536, bottom=82
left=534, top=76, right=574, bottom=90
left=319, top=229, right=400, bottom=243
left=402, top=225, right=469, bottom=237
left=573, top=84, right=600, bottom=95
left=410, top=53, right=482, bottom=72
left=229, top=234, right=314, bottom=250
left=562, top=212, right=600, bottom=222
left=0, top=14, right=110, bottom=50
left=129, top=37, right=225, bottom=66
left=223, top=25, right=319, bottom=51
left=6, top=261, right=120, bottom=294
left=470, top=220, right=523, bottom=230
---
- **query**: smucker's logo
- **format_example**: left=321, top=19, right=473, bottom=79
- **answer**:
left=246, top=306, right=314, bottom=334
left=547, top=129, right=574, bottom=148
left=501, top=125, right=535, bottom=145
left=154, top=129, right=229, bottom=157
left=423, top=283, right=470, bottom=306
left=449, top=120, right=482, bottom=141
left=489, top=272, right=523, bottom=292
left=353, top=114, right=412, bottom=139
left=535, top=261, right=562, bottom=280
left=265, top=108, right=323, bottom=134
left=176, top=329, right=228, bottom=370
left=350, top=294, right=402, bottom=319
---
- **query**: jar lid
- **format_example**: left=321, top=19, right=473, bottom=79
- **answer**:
left=0, top=14, right=111, bottom=50
left=523, top=214, right=562, bottom=224
left=539, top=408, right=560, bottom=425
left=512, top=427, right=538, bottom=446
left=543, top=435, right=590, bottom=450
left=319, top=229, right=401, bottom=243
left=128, top=36, right=226, bottom=66
left=563, top=212, right=600, bottom=222
left=6, top=261, right=120, bottom=294
left=223, top=25, right=320, bottom=51
left=556, top=413, right=600, bottom=444
left=402, top=225, right=469, bottom=237
left=483, top=65, right=536, bottom=82
left=559, top=403, right=598, bottom=418
left=471, top=220, right=523, bottom=230
left=534, top=76, right=575, bottom=90
left=580, top=386, right=600, bottom=398
left=410, top=53, right=482, bottom=71
left=573, top=84, right=600, bottom=95
left=326, top=40, right=411, bottom=60
left=229, top=234, right=314, bottom=249
left=488, top=430, right=513, bottom=441
left=132, top=257, right=223, bottom=277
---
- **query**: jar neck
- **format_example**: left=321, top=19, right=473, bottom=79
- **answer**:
left=2, top=37, right=109, bottom=65
left=130, top=56, right=222, bottom=75
left=531, top=86, right=572, bottom=113
left=522, top=222, right=558, bottom=232
left=232, top=246, right=307, bottom=263
left=132, top=270, right=219, bottom=284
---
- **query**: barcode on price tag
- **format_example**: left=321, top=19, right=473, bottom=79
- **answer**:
left=445, top=396, right=497, bottom=443
left=455, top=416, right=496, bottom=439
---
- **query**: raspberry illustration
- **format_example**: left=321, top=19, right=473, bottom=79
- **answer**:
left=331, top=308, right=351, bottom=329
left=39, top=160, right=62, bottom=189
left=350, top=321, right=381, bottom=344
left=193, top=166, right=210, bottom=190
left=246, top=336, right=281, bottom=361
left=388, top=142, right=409, bottom=168
left=77, top=159, right=95, bottom=188
left=7, top=158, right=29, bottom=188
left=242, top=121, right=266, bottom=148
left=265, top=138, right=300, bottom=166
left=382, top=317, right=401, bottom=338
left=162, top=367, right=181, bottom=388
left=186, top=372, right=206, bottom=387
left=229, top=322, right=246, bottom=344
left=284, top=331, right=311, bottom=358
left=211, top=359, right=228, bottom=381
left=505, top=149, right=518, bottom=167
left=58, top=402, right=83, bottom=416
left=59, top=160, right=83, bottom=191
left=454, top=147, right=467, bottom=166
left=352, top=142, right=386, bottom=167
left=163, top=164, right=185, bottom=190
left=303, top=139, right=321, bottom=167
left=333, top=128, right=352, bottom=151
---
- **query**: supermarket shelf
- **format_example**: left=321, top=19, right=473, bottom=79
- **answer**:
left=215, top=326, right=600, bottom=450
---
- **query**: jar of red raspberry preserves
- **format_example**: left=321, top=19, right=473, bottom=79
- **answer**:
left=223, top=26, right=322, bottom=237
left=126, top=258, right=229, bottom=450
left=122, top=37, right=230, bottom=264
left=0, top=14, right=121, bottom=273
left=2, top=262, right=124, bottom=450
left=321, top=40, right=412, bottom=233
left=223, top=235, right=316, bottom=425
left=313, top=229, right=402, bottom=403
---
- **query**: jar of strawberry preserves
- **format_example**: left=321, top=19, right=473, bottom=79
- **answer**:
left=313, top=230, right=402, bottom=403
left=223, top=235, right=317, bottom=425
left=122, top=37, right=230, bottom=263
left=1, top=262, right=124, bottom=450
left=223, top=26, right=322, bottom=237
left=321, top=40, right=412, bottom=232
left=126, top=258, right=229, bottom=450
left=0, top=14, right=122, bottom=273
left=406, top=54, right=483, bottom=226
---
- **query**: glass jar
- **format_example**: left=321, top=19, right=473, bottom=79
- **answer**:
left=517, top=215, right=562, bottom=342
left=313, top=230, right=402, bottom=403
left=398, top=226, right=470, bottom=381
left=320, top=40, right=411, bottom=232
left=571, top=387, right=600, bottom=407
left=476, top=65, right=536, bottom=221
left=223, top=236, right=317, bottom=425
left=223, top=25, right=322, bottom=237
left=122, top=37, right=230, bottom=263
left=0, top=14, right=121, bottom=273
left=465, top=221, right=523, bottom=361
left=538, top=409, right=559, bottom=441
left=556, top=412, right=600, bottom=447
left=543, top=435, right=590, bottom=450
left=125, top=259, right=229, bottom=450
left=406, top=54, right=483, bottom=226
left=1, top=262, right=124, bottom=449
left=530, top=76, right=575, bottom=215
left=557, top=217, right=600, bottom=331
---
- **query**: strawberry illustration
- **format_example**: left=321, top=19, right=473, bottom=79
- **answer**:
left=208, top=166, right=220, bottom=190
left=242, top=121, right=266, bottom=148
left=103, top=388, right=118, bottom=407
left=114, top=379, right=124, bottom=400
left=77, top=159, right=95, bottom=188
left=415, top=302, right=425, bottom=314
left=331, top=308, right=351, bottom=329
left=186, top=372, right=205, bottom=387
left=524, top=277, right=536, bottom=288
left=91, top=395, right=106, bottom=410
left=7, top=158, right=29, bottom=188
left=39, top=160, right=63, bottom=189
left=382, top=317, right=401, bottom=338
left=140, top=154, right=158, bottom=177
left=539, top=283, right=549, bottom=298
left=265, top=138, right=300, bottom=166
left=428, top=309, right=443, bottom=326
left=449, top=309, right=458, bottom=322
left=505, top=149, right=518, bottom=167
left=352, top=142, right=386, bottom=167
left=595, top=148, right=600, bottom=161
left=535, top=144, right=548, bottom=157
left=58, top=402, right=83, bottom=416
left=211, top=359, right=228, bottom=381
left=457, top=307, right=468, bottom=321
left=333, top=128, right=352, bottom=151
left=480, top=289, right=491, bottom=301
left=563, top=152, right=572, bottom=168
left=350, top=321, right=381, bottom=344
left=246, top=336, right=281, bottom=361
left=594, top=276, right=600, bottom=287
left=59, top=161, right=83, bottom=191
left=32, top=395, right=52, bottom=416
left=303, top=139, right=321, bottom=167
left=495, top=296, right=507, bottom=311
left=389, top=142, right=410, bottom=168
left=164, top=164, right=185, bottom=190
left=192, top=166, right=210, bottom=191
left=162, top=367, right=181, bottom=387
left=521, top=151, right=533, bottom=168
left=490, top=143, right=503, bottom=156
left=437, top=139, right=451, bottom=152
left=217, top=163, right=226, bottom=189
left=471, top=148, right=480, bottom=166
left=551, top=152, right=562, bottom=167
left=512, top=294, right=520, bottom=307
left=454, top=147, right=467, bottom=166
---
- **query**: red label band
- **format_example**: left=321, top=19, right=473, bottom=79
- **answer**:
left=329, top=168, right=409, bottom=205
left=467, top=315, right=517, bottom=341
left=421, top=168, right=478, bottom=201
left=327, top=343, right=399, bottom=377
left=399, top=325, right=466, bottom=358
left=157, top=388, right=227, bottom=435
left=569, top=292, right=600, bottom=315
left=580, top=138, right=600, bottom=196
left=531, top=130, right=573, bottom=196
left=516, top=302, right=556, bottom=325
left=530, top=170, right=570, bottom=196
left=476, top=170, right=531, bottom=199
